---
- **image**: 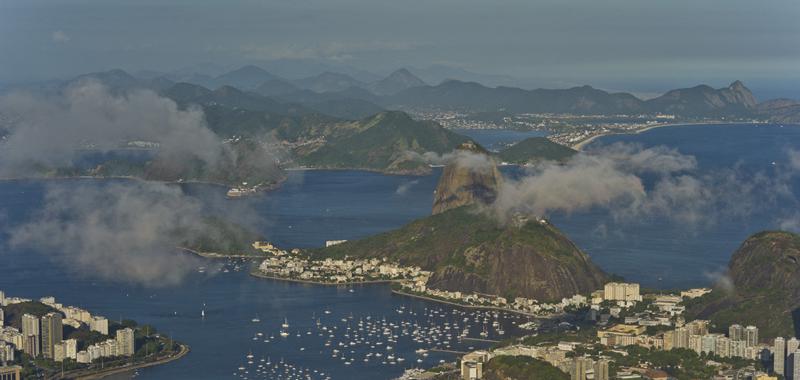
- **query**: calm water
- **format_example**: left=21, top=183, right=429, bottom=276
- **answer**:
left=558, top=123, right=800, bottom=288
left=1, top=123, right=798, bottom=378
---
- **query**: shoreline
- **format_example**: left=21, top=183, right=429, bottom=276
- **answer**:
left=284, top=165, right=433, bottom=177
left=0, top=174, right=283, bottom=191
left=179, top=247, right=265, bottom=259
left=249, top=270, right=563, bottom=319
left=56, top=343, right=190, bottom=380
left=570, top=121, right=768, bottom=151
left=390, top=289, right=561, bottom=319
left=249, top=270, right=401, bottom=286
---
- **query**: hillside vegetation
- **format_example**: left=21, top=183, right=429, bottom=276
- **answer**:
left=685, top=231, right=800, bottom=338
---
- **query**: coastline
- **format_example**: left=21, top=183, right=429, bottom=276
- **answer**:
left=390, top=289, right=561, bottom=319
left=249, top=270, right=401, bottom=286
left=56, top=343, right=190, bottom=380
left=249, top=270, right=563, bottom=318
left=179, top=247, right=265, bottom=259
left=570, top=121, right=762, bottom=151
left=284, top=165, right=433, bottom=177
left=0, top=174, right=283, bottom=192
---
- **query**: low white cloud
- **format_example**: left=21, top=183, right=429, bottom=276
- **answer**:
left=0, top=81, right=223, bottom=177
left=9, top=181, right=207, bottom=286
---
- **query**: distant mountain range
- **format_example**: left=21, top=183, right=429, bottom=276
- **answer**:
left=385, top=79, right=764, bottom=118
left=19, top=66, right=800, bottom=123
left=3, top=66, right=799, bottom=187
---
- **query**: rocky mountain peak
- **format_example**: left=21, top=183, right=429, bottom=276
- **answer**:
left=432, top=142, right=502, bottom=215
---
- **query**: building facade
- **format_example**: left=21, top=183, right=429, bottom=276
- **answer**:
left=779, top=337, right=791, bottom=376
left=40, top=312, right=63, bottom=359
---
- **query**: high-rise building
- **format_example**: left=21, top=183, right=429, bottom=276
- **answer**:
left=23, top=335, right=39, bottom=358
left=686, top=320, right=709, bottom=336
left=716, top=336, right=731, bottom=358
left=21, top=314, right=40, bottom=357
left=593, top=359, right=610, bottom=380
left=775, top=337, right=786, bottom=376
left=0, top=343, right=15, bottom=362
left=689, top=334, right=703, bottom=354
left=116, top=328, right=135, bottom=357
left=669, top=327, right=689, bottom=349
left=0, top=365, right=22, bottom=380
left=53, top=342, right=66, bottom=362
left=0, top=308, right=5, bottom=326
left=63, top=339, right=77, bottom=360
left=730, top=339, right=747, bottom=358
left=21, top=314, right=39, bottom=337
left=745, top=326, right=759, bottom=347
left=571, top=357, right=593, bottom=380
left=603, top=283, right=642, bottom=302
left=0, top=290, right=5, bottom=306
left=90, top=316, right=108, bottom=335
left=789, top=338, right=800, bottom=357
left=40, top=312, right=63, bottom=359
left=701, top=334, right=720, bottom=354
left=793, top=350, right=800, bottom=380
left=729, top=324, right=744, bottom=341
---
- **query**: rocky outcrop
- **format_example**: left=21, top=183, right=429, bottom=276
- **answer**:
left=432, top=141, right=503, bottom=214
left=728, top=231, right=800, bottom=300
left=425, top=218, right=608, bottom=301
left=757, top=99, right=800, bottom=123
left=685, top=231, right=800, bottom=338
left=644, top=80, right=758, bottom=117
left=318, top=141, right=607, bottom=301
left=317, top=206, right=608, bottom=302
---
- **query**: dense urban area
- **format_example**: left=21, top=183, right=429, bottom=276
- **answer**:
left=0, top=290, right=184, bottom=379
left=245, top=240, right=797, bottom=380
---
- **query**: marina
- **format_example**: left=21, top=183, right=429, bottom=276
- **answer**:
left=1, top=124, right=797, bottom=378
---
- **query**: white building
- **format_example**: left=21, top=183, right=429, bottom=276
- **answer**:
left=90, top=316, right=109, bottom=335
left=116, top=328, right=135, bottom=356
left=773, top=337, right=785, bottom=376
left=0, top=343, right=13, bottom=362
left=603, top=283, right=642, bottom=302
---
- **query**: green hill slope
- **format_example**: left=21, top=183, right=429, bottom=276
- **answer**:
left=312, top=206, right=607, bottom=302
left=296, top=111, right=470, bottom=174
left=496, top=137, right=576, bottom=164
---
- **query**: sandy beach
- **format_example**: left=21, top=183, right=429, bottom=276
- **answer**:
left=570, top=121, right=741, bottom=151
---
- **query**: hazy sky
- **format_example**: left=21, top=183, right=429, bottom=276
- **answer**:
left=2, top=0, right=799, bottom=97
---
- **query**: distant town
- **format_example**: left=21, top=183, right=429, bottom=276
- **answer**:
left=405, top=108, right=767, bottom=150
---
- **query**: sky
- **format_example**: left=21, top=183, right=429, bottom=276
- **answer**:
left=1, top=0, right=799, bottom=98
